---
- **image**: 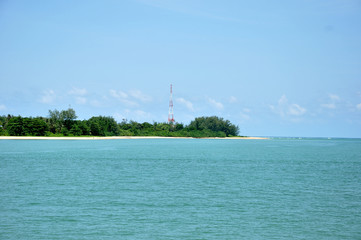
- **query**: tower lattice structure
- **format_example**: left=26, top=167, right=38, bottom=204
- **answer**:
left=168, top=84, right=175, bottom=124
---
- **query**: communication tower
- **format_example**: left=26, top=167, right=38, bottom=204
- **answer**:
left=168, top=84, right=175, bottom=124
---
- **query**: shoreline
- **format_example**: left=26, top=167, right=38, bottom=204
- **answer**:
left=0, top=136, right=268, bottom=140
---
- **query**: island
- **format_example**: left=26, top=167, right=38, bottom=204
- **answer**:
left=0, top=108, right=256, bottom=139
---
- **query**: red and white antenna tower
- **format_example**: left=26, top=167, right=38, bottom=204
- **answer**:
left=168, top=84, right=175, bottom=124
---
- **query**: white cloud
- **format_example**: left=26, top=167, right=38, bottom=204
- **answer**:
left=208, top=97, right=224, bottom=110
left=289, top=104, right=307, bottom=116
left=40, top=90, right=56, bottom=104
left=229, top=96, right=237, bottom=103
left=109, top=89, right=138, bottom=107
left=329, top=94, right=340, bottom=101
left=0, top=104, right=6, bottom=111
left=240, top=112, right=250, bottom=122
left=270, top=95, right=307, bottom=118
left=278, top=94, right=288, bottom=105
left=68, top=88, right=88, bottom=105
left=90, top=99, right=102, bottom=107
left=109, top=89, right=128, bottom=99
left=122, top=99, right=139, bottom=107
left=75, top=97, right=87, bottom=105
left=68, top=87, right=87, bottom=96
left=134, top=110, right=151, bottom=118
left=109, top=89, right=151, bottom=107
left=321, top=93, right=340, bottom=109
left=239, top=108, right=251, bottom=122
left=68, top=87, right=88, bottom=105
left=357, top=103, right=361, bottom=110
left=176, top=97, right=194, bottom=111
left=129, top=90, right=152, bottom=102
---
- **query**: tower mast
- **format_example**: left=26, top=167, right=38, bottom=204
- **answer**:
left=168, top=84, right=175, bottom=124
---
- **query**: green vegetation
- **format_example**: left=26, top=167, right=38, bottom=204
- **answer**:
left=0, top=108, right=239, bottom=137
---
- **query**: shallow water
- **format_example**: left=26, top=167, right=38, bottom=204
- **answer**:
left=1, top=138, right=361, bottom=239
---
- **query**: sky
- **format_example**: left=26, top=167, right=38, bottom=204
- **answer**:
left=1, top=0, right=361, bottom=138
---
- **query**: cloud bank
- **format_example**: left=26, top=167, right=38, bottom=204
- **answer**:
left=270, top=95, right=307, bottom=118
left=40, top=90, right=56, bottom=104
left=208, top=97, right=224, bottom=110
left=176, top=97, right=194, bottom=112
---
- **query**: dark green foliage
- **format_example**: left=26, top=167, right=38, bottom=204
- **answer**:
left=70, top=124, right=82, bottom=136
left=118, top=129, right=133, bottom=136
left=1, top=109, right=240, bottom=137
left=7, top=116, right=24, bottom=136
left=6, top=116, right=48, bottom=136
left=0, top=115, right=6, bottom=128
left=88, top=116, right=120, bottom=136
left=188, top=116, right=239, bottom=137
left=175, top=123, right=184, bottom=131
left=23, top=117, right=48, bottom=136
left=61, top=128, right=70, bottom=136
left=77, top=121, right=90, bottom=135
left=0, top=115, right=9, bottom=135
left=62, top=108, right=77, bottom=131
left=89, top=120, right=101, bottom=136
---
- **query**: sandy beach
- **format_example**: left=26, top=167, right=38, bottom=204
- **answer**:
left=0, top=136, right=268, bottom=140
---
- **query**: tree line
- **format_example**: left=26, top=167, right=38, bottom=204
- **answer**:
left=0, top=108, right=239, bottom=137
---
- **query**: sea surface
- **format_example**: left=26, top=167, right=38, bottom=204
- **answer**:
left=0, top=138, right=361, bottom=239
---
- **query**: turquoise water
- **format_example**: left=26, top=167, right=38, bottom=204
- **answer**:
left=1, top=138, right=361, bottom=239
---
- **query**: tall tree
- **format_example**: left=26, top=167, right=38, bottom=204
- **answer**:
left=61, top=108, right=77, bottom=130
left=48, top=109, right=62, bottom=133
left=7, top=116, right=24, bottom=136
left=48, top=108, right=78, bottom=133
left=61, top=108, right=77, bottom=121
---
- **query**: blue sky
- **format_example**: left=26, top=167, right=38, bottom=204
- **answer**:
left=1, top=0, right=361, bottom=137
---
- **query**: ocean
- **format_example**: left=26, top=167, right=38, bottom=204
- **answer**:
left=0, top=138, right=361, bottom=239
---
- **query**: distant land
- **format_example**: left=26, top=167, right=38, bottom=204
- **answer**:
left=0, top=136, right=268, bottom=140
left=0, top=108, right=242, bottom=138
